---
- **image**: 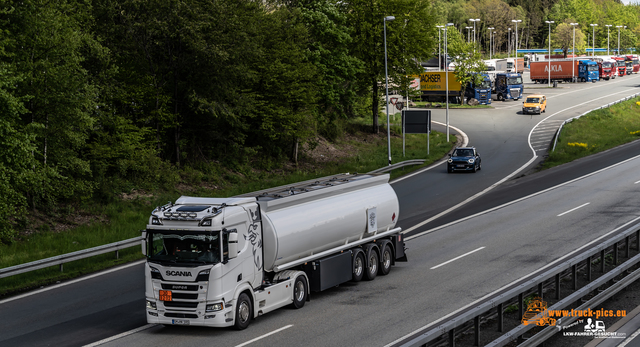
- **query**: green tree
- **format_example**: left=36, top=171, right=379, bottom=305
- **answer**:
left=445, top=28, right=486, bottom=103
left=551, top=21, right=585, bottom=57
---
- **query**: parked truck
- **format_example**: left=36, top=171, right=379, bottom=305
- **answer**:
left=612, top=57, right=627, bottom=77
left=142, top=173, right=406, bottom=329
left=506, top=57, right=524, bottom=73
left=529, top=60, right=598, bottom=83
left=492, top=72, right=523, bottom=101
left=415, top=71, right=491, bottom=105
left=599, top=60, right=615, bottom=80
left=626, top=55, right=639, bottom=73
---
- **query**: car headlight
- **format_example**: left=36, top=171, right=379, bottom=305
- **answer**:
left=448, top=159, right=453, bottom=163
left=206, top=303, right=224, bottom=312
left=535, top=106, right=540, bottom=109
left=468, top=159, right=475, bottom=164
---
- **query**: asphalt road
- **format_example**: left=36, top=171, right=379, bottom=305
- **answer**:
left=1, top=73, right=639, bottom=347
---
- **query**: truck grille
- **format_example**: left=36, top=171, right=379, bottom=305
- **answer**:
left=164, top=301, right=199, bottom=309
left=165, top=313, right=198, bottom=319
left=510, top=89, right=520, bottom=98
left=161, top=283, right=199, bottom=291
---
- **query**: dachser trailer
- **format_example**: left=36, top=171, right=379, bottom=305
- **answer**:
left=142, top=173, right=406, bottom=329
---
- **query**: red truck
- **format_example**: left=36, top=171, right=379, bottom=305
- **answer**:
left=599, top=61, right=615, bottom=80
left=612, top=57, right=626, bottom=77
left=625, top=55, right=639, bottom=74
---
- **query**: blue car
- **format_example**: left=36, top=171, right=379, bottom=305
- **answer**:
left=447, top=147, right=481, bottom=173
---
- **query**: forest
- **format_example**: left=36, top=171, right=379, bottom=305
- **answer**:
left=0, top=0, right=639, bottom=243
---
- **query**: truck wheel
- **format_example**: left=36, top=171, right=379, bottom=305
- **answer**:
left=234, top=293, right=252, bottom=330
left=364, top=249, right=379, bottom=281
left=498, top=94, right=504, bottom=101
left=352, top=252, right=365, bottom=282
left=291, top=276, right=307, bottom=309
left=379, top=244, right=392, bottom=276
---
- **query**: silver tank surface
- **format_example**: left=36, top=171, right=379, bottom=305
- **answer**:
left=236, top=173, right=399, bottom=272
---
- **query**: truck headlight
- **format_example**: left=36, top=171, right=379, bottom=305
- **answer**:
left=206, top=303, right=224, bottom=312
left=468, top=159, right=475, bottom=164
left=146, top=300, right=157, bottom=310
left=447, top=159, right=453, bottom=163
left=151, top=217, right=162, bottom=225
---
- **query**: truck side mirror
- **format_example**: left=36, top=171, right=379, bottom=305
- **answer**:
left=228, top=231, right=238, bottom=259
left=141, top=231, right=147, bottom=256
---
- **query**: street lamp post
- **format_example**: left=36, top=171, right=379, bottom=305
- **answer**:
left=590, top=24, right=598, bottom=57
left=445, top=23, right=453, bottom=142
left=488, top=27, right=494, bottom=59
left=545, top=20, right=554, bottom=87
left=616, top=25, right=626, bottom=54
left=384, top=15, right=395, bottom=166
left=465, top=26, right=472, bottom=43
left=508, top=27, right=511, bottom=58
left=436, top=25, right=444, bottom=71
left=572, top=24, right=576, bottom=80
left=469, top=19, right=480, bottom=51
left=605, top=24, right=612, bottom=56
left=512, top=19, right=522, bottom=61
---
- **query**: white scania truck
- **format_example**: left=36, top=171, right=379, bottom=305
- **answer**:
left=142, top=173, right=406, bottom=329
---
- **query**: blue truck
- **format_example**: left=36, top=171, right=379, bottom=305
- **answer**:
left=464, top=73, right=492, bottom=105
left=492, top=73, right=523, bottom=101
left=578, top=59, right=599, bottom=82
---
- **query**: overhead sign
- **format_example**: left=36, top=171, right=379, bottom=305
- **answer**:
left=402, top=110, right=431, bottom=134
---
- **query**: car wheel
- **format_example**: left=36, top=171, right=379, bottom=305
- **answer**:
left=478, top=161, right=482, bottom=170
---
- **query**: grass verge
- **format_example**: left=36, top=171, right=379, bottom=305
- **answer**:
left=543, top=96, right=640, bottom=169
left=0, top=122, right=456, bottom=297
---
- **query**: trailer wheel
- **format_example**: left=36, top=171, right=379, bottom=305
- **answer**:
left=291, top=276, right=307, bottom=309
left=352, top=252, right=365, bottom=282
left=364, top=249, right=379, bottom=281
left=379, top=244, right=392, bottom=276
left=234, top=293, right=252, bottom=330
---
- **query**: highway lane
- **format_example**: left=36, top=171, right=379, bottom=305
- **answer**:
left=0, top=74, right=638, bottom=347
left=89, top=141, right=640, bottom=347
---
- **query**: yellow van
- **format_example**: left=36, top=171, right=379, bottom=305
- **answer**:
left=522, top=94, right=547, bottom=114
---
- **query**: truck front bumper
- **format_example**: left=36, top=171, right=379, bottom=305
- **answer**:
left=146, top=298, right=235, bottom=327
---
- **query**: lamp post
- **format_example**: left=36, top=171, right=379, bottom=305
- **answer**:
left=384, top=15, right=395, bottom=166
left=488, top=27, right=494, bottom=59
left=590, top=24, right=598, bottom=57
left=465, top=26, right=472, bottom=43
left=616, top=25, right=626, bottom=54
left=570, top=23, right=578, bottom=82
left=469, top=19, right=480, bottom=51
left=512, top=19, right=522, bottom=61
left=436, top=25, right=444, bottom=71
left=508, top=27, right=511, bottom=58
left=605, top=24, right=612, bottom=56
left=545, top=20, right=554, bottom=87
left=445, top=23, right=453, bottom=142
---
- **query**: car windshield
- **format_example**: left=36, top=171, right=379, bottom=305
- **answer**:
left=507, top=77, right=523, bottom=85
left=454, top=149, right=474, bottom=157
left=147, top=231, right=221, bottom=265
left=526, top=98, right=540, bottom=103
left=588, top=65, right=598, bottom=71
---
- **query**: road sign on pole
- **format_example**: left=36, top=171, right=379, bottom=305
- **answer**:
left=402, top=110, right=432, bottom=156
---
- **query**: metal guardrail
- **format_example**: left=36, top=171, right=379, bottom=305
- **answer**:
left=395, top=220, right=640, bottom=347
left=552, top=92, right=640, bottom=151
left=369, top=159, right=426, bottom=174
left=0, top=236, right=143, bottom=279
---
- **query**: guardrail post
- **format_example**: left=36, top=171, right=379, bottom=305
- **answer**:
left=614, top=242, right=619, bottom=266
left=538, top=283, right=543, bottom=300
left=572, top=264, right=577, bottom=290
left=601, top=249, right=606, bottom=273
left=518, top=292, right=524, bottom=342
left=636, top=230, right=640, bottom=250
left=474, top=316, right=480, bottom=346
left=587, top=256, right=592, bottom=282
left=60, top=264, right=63, bottom=272
left=116, top=250, right=119, bottom=259
left=449, top=327, right=455, bottom=347
left=555, top=274, right=560, bottom=300
left=497, top=303, right=504, bottom=332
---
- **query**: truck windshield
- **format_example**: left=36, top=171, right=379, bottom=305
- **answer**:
left=617, top=61, right=625, bottom=67
left=147, top=231, right=221, bottom=265
left=588, top=65, right=598, bottom=71
left=480, top=80, right=491, bottom=89
left=634, top=59, right=639, bottom=65
left=507, top=62, right=513, bottom=68
left=507, top=76, right=523, bottom=85
left=602, top=62, right=612, bottom=68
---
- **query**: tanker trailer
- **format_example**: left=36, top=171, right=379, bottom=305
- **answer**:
left=142, top=173, right=406, bottom=329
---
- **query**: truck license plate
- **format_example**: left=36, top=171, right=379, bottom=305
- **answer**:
left=172, top=319, right=190, bottom=325
left=159, top=290, right=172, bottom=301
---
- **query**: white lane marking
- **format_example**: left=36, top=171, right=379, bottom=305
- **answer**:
left=385, top=214, right=640, bottom=347
left=557, top=202, right=590, bottom=217
left=235, top=325, right=294, bottom=347
left=83, top=324, right=156, bottom=347
left=430, top=247, right=485, bottom=270
left=618, top=327, right=640, bottom=347
left=635, top=180, right=640, bottom=184
left=0, top=259, right=146, bottom=305
left=406, top=153, right=640, bottom=241
left=391, top=121, right=468, bottom=184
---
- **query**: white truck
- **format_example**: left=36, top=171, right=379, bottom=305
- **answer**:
left=142, top=173, right=406, bottom=329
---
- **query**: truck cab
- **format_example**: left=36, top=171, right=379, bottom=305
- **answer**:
left=578, top=60, right=599, bottom=82
left=600, top=61, right=615, bottom=80
left=613, top=57, right=626, bottom=76
left=492, top=73, right=523, bottom=101
left=464, top=73, right=492, bottom=105
left=626, top=55, right=639, bottom=73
